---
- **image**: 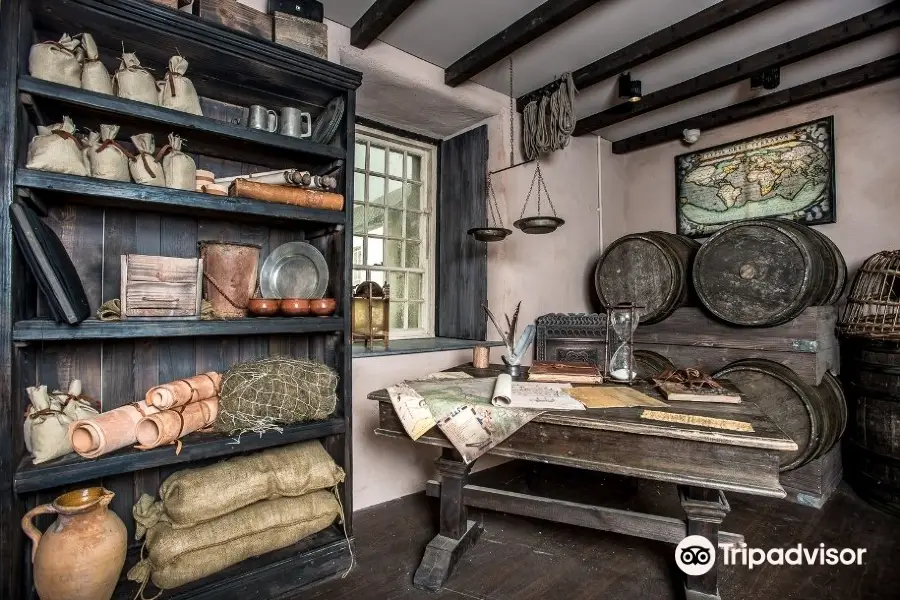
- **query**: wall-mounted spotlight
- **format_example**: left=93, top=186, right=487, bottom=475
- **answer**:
left=750, top=67, right=781, bottom=90
left=618, top=72, right=642, bottom=103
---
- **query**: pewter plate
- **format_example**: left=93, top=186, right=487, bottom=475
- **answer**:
left=259, top=242, right=328, bottom=299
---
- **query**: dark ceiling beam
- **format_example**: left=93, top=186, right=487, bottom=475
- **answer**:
left=574, top=2, right=900, bottom=135
left=610, top=54, right=900, bottom=154
left=518, top=0, right=788, bottom=110
left=351, top=0, right=418, bottom=49
left=444, top=0, right=605, bottom=87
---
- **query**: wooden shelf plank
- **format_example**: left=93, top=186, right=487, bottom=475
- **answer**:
left=16, top=169, right=345, bottom=226
left=15, top=418, right=346, bottom=493
left=18, top=75, right=345, bottom=161
left=13, top=317, right=345, bottom=341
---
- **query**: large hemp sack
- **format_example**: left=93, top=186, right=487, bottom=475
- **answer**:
left=25, top=116, right=90, bottom=176
left=29, top=34, right=82, bottom=87
left=84, top=125, right=130, bottom=181
left=128, top=491, right=341, bottom=591
left=158, top=55, right=202, bottom=115
left=113, top=53, right=158, bottom=105
left=79, top=33, right=113, bottom=94
left=132, top=441, right=344, bottom=533
left=129, top=133, right=165, bottom=186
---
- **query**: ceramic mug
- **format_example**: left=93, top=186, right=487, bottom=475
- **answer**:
left=279, top=107, right=312, bottom=138
left=249, top=105, right=278, bottom=132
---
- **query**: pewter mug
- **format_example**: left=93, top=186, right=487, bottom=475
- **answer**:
left=279, top=107, right=312, bottom=138
left=249, top=105, right=278, bottom=132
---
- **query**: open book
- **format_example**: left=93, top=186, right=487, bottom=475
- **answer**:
left=490, top=374, right=585, bottom=410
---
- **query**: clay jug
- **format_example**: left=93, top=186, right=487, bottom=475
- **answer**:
left=22, top=487, right=127, bottom=600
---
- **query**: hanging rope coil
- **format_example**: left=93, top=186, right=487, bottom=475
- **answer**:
left=522, top=73, right=577, bottom=160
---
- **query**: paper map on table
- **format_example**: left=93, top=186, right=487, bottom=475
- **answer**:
left=387, top=383, right=436, bottom=440
left=490, top=374, right=584, bottom=410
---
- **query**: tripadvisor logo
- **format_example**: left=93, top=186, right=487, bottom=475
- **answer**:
left=674, top=535, right=867, bottom=574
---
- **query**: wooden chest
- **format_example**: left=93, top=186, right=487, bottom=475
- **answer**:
left=120, top=254, right=203, bottom=319
left=273, top=11, right=327, bottom=59
left=193, top=0, right=273, bottom=40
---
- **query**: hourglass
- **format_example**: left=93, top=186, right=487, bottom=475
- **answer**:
left=605, top=303, right=640, bottom=383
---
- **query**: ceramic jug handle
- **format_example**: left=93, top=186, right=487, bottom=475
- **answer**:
left=21, top=504, right=57, bottom=562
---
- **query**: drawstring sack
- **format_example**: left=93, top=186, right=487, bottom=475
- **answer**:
left=85, top=125, right=131, bottom=181
left=129, top=133, right=166, bottom=186
left=78, top=33, right=113, bottom=94
left=113, top=52, right=158, bottom=105
left=29, top=34, right=82, bottom=87
left=158, top=55, right=202, bottom=116
left=158, top=133, right=196, bottom=191
left=24, top=381, right=98, bottom=464
left=26, top=116, right=90, bottom=177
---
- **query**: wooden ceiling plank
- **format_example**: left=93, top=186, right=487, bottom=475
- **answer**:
left=444, top=0, right=605, bottom=88
left=351, top=0, right=418, bottom=49
left=610, top=54, right=900, bottom=154
left=574, top=1, right=900, bottom=135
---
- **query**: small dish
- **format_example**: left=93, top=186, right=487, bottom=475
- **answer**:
left=310, top=298, right=336, bottom=317
left=247, top=298, right=279, bottom=317
left=280, top=298, right=310, bottom=316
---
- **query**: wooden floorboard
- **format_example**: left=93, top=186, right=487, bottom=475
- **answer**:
left=297, top=463, right=900, bottom=600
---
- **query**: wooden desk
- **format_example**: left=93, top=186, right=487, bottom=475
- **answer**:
left=369, top=365, right=797, bottom=600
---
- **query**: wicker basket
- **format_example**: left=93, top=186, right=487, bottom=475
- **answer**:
left=839, top=250, right=900, bottom=338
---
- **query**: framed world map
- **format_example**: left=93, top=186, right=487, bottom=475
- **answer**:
left=675, top=117, right=835, bottom=238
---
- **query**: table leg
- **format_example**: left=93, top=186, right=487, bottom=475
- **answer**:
left=678, top=486, right=729, bottom=600
left=413, top=449, right=482, bottom=592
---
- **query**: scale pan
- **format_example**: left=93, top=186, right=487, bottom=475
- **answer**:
left=467, top=227, right=512, bottom=242
left=513, top=216, right=564, bottom=234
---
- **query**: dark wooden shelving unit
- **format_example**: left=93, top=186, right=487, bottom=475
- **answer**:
left=0, top=1, right=360, bottom=599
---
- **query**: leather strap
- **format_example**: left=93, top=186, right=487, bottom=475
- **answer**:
left=98, top=139, right=134, bottom=159
left=52, top=129, right=83, bottom=150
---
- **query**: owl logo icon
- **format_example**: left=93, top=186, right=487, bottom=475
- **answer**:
left=676, top=535, right=716, bottom=576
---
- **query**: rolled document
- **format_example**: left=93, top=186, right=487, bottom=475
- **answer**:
left=69, top=401, right=161, bottom=458
left=490, top=374, right=584, bottom=410
left=134, top=397, right=220, bottom=450
left=145, top=372, right=220, bottom=410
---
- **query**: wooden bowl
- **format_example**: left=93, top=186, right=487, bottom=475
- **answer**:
left=310, top=298, right=337, bottom=316
left=280, top=298, right=310, bottom=316
left=247, top=298, right=279, bottom=317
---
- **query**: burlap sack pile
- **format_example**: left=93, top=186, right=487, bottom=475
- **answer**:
left=113, top=52, right=158, bottom=105
left=78, top=33, right=112, bottom=94
left=29, top=34, right=82, bottom=87
left=129, top=133, right=165, bottom=186
left=158, top=55, right=203, bottom=116
left=24, top=380, right=98, bottom=464
left=26, top=116, right=90, bottom=176
left=84, top=125, right=130, bottom=181
left=159, top=133, right=197, bottom=191
left=129, top=442, right=344, bottom=594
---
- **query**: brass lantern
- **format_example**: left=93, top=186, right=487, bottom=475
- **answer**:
left=352, top=281, right=390, bottom=348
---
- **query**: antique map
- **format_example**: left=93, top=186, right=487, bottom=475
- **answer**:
left=675, top=118, right=834, bottom=237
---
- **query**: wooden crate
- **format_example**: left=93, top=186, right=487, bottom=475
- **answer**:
left=120, top=254, right=202, bottom=319
left=535, top=307, right=838, bottom=385
left=273, top=11, right=327, bottom=59
left=780, top=442, right=843, bottom=509
left=193, top=0, right=273, bottom=40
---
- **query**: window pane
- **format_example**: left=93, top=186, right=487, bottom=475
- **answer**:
left=369, top=270, right=386, bottom=287
left=366, top=238, right=383, bottom=266
left=353, top=203, right=366, bottom=234
left=354, top=143, right=366, bottom=169
left=352, top=269, right=366, bottom=287
left=354, top=172, right=365, bottom=202
left=405, top=182, right=422, bottom=210
left=353, top=236, right=364, bottom=265
left=406, top=241, right=421, bottom=268
left=390, top=301, right=405, bottom=329
left=386, top=178, right=403, bottom=208
left=405, top=211, right=421, bottom=239
left=369, top=176, right=385, bottom=204
left=408, top=272, right=422, bottom=300
left=407, top=154, right=421, bottom=181
left=385, top=240, right=402, bottom=267
left=389, top=271, right=406, bottom=299
left=388, top=151, right=404, bottom=177
left=408, top=302, right=422, bottom=329
left=366, top=205, right=384, bottom=235
left=370, top=146, right=386, bottom=173
left=387, top=208, right=403, bottom=237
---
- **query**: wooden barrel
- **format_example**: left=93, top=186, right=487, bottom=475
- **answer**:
left=714, top=359, right=846, bottom=471
left=633, top=350, right=676, bottom=379
left=693, top=219, right=843, bottom=326
left=840, top=337, right=900, bottom=516
left=594, top=231, right=699, bottom=324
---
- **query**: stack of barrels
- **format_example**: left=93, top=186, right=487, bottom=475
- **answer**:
left=594, top=218, right=848, bottom=473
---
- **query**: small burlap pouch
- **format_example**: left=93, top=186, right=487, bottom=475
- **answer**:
left=159, top=133, right=197, bottom=191
left=215, top=356, right=338, bottom=435
left=84, top=125, right=131, bottom=181
left=25, top=381, right=98, bottom=464
left=158, top=55, right=202, bottom=115
left=128, top=491, right=340, bottom=594
left=26, top=116, right=90, bottom=176
left=113, top=52, right=158, bottom=105
left=29, top=34, right=82, bottom=87
left=79, top=33, right=112, bottom=94
left=129, top=133, right=165, bottom=186
left=132, top=441, right=344, bottom=534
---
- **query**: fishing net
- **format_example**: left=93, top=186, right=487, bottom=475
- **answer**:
left=215, top=356, right=337, bottom=435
